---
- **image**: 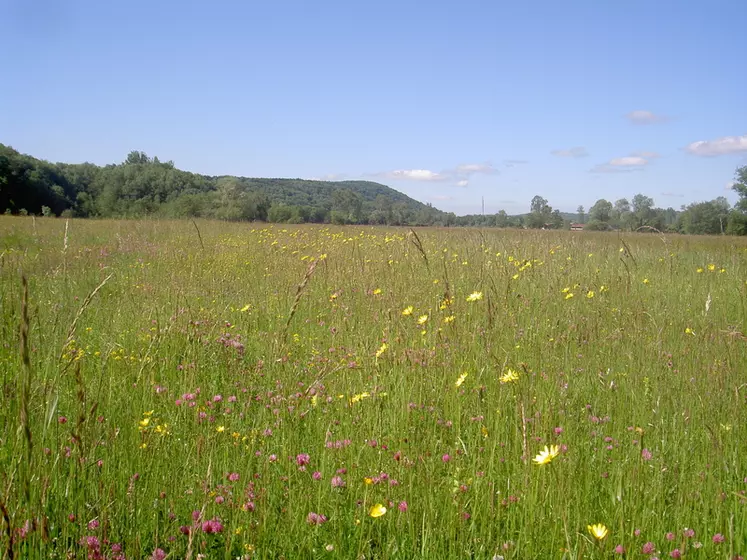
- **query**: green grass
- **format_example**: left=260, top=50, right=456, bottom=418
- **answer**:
left=1, top=216, right=745, bottom=559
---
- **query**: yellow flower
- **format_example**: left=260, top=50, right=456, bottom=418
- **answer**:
left=684, top=327, right=695, bottom=335
left=443, top=315, right=455, bottom=324
left=587, top=523, right=608, bottom=540
left=372, top=288, right=382, bottom=295
left=139, top=418, right=150, bottom=428
left=532, top=444, right=560, bottom=465
left=369, top=504, right=387, bottom=518
left=707, top=263, right=715, bottom=271
left=455, top=372, right=468, bottom=387
left=696, top=267, right=703, bottom=273
left=642, top=278, right=649, bottom=284
left=364, top=477, right=373, bottom=485
left=401, top=306, right=414, bottom=316
left=375, top=342, right=388, bottom=358
left=417, top=314, right=429, bottom=325
left=240, top=304, right=251, bottom=312
left=565, top=293, right=574, bottom=300
left=586, top=290, right=595, bottom=299
left=466, top=291, right=483, bottom=302
left=216, top=425, right=225, bottom=433
left=499, top=369, right=519, bottom=384
left=350, top=392, right=371, bottom=403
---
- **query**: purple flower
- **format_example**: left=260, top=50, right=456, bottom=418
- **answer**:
left=442, top=454, right=451, bottom=463
left=642, top=542, right=656, bottom=554
left=306, top=512, right=327, bottom=525
left=330, top=476, right=345, bottom=488
left=670, top=549, right=682, bottom=559
left=712, top=533, right=725, bottom=544
left=152, top=548, right=167, bottom=560
left=398, top=501, right=408, bottom=512
left=641, top=449, right=653, bottom=461
left=227, top=472, right=239, bottom=482
left=614, top=545, right=625, bottom=554
left=312, top=471, right=322, bottom=480
left=666, top=532, right=675, bottom=541
left=296, top=453, right=310, bottom=467
left=201, top=517, right=224, bottom=534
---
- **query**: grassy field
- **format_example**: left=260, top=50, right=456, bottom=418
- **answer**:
left=1, top=216, right=745, bottom=559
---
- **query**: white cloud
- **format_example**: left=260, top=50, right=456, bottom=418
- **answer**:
left=551, top=146, right=588, bottom=158
left=371, top=161, right=497, bottom=187
left=685, top=135, right=747, bottom=156
left=386, top=169, right=447, bottom=181
left=609, top=156, right=648, bottom=166
left=626, top=110, right=668, bottom=124
left=591, top=152, right=654, bottom=173
left=455, top=163, right=497, bottom=174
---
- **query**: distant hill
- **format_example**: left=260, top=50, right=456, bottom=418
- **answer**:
left=0, top=145, right=449, bottom=225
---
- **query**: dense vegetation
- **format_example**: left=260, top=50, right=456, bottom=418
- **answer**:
left=2, top=143, right=747, bottom=234
left=1, top=219, right=745, bottom=558
left=0, top=145, right=450, bottom=226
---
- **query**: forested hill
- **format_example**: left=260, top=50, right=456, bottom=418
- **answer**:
left=0, top=145, right=450, bottom=225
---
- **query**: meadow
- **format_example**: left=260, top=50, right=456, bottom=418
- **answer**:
left=0, top=216, right=745, bottom=559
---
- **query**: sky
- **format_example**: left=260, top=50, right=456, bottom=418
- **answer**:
left=1, top=0, right=746, bottom=216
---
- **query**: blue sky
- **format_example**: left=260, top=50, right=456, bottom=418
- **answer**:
left=2, top=0, right=746, bottom=215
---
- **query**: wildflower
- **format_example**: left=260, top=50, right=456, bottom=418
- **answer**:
left=330, top=476, right=345, bottom=488
left=350, top=392, right=370, bottom=403
left=641, top=449, right=653, bottom=461
left=369, top=504, right=387, bottom=518
left=696, top=267, right=704, bottom=273
left=643, top=278, right=650, bottom=284
left=372, top=288, right=382, bottom=295
left=201, top=518, right=224, bottom=534
left=614, top=545, right=625, bottom=554
left=227, top=472, right=240, bottom=482
left=401, top=306, right=414, bottom=316
left=216, top=425, right=225, bottom=433
left=707, top=263, right=715, bottom=271
left=588, top=523, right=608, bottom=540
left=670, top=549, right=682, bottom=558
left=565, top=293, right=574, bottom=299
left=442, top=454, right=451, bottom=463
left=375, top=343, right=388, bottom=358
left=684, top=327, right=695, bottom=335
left=466, top=291, right=483, bottom=302
left=306, top=512, right=328, bottom=525
left=455, top=372, right=468, bottom=388
left=533, top=445, right=560, bottom=465
left=417, top=314, right=429, bottom=325
left=296, top=453, right=310, bottom=466
left=712, top=533, right=725, bottom=543
left=586, top=290, right=595, bottom=299
left=499, top=369, right=519, bottom=384
left=443, top=315, right=456, bottom=324
left=398, top=501, right=408, bottom=512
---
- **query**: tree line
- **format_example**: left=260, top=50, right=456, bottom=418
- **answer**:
left=1, top=144, right=746, bottom=234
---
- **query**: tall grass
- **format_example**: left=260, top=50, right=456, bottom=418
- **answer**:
left=0, top=216, right=745, bottom=559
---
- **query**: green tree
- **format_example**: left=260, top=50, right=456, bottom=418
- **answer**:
left=589, top=199, right=613, bottom=223
left=576, top=205, right=585, bottom=224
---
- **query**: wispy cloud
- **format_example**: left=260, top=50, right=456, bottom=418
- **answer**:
left=551, top=147, right=588, bottom=158
left=685, top=134, right=747, bottom=156
left=625, top=110, right=668, bottom=125
left=591, top=152, right=656, bottom=173
left=307, top=173, right=346, bottom=181
left=371, top=162, right=498, bottom=187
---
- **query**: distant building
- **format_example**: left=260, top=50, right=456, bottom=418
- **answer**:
left=570, top=223, right=584, bottom=231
